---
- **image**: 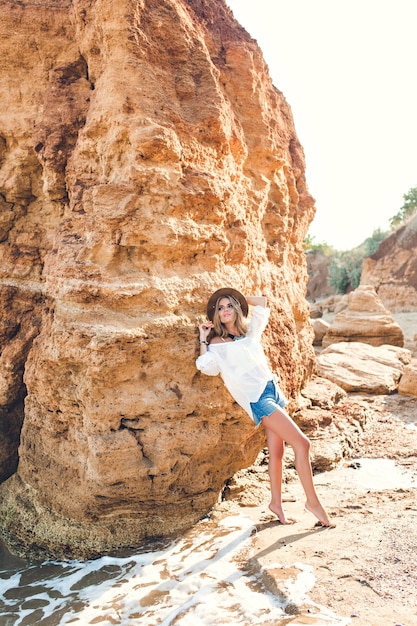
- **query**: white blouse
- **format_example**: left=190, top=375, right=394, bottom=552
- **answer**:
left=196, top=306, right=274, bottom=418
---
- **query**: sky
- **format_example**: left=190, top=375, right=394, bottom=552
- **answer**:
left=225, top=0, right=417, bottom=250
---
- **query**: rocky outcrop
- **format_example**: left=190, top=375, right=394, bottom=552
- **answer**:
left=317, top=342, right=411, bottom=394
left=322, top=285, right=404, bottom=348
left=398, top=359, right=417, bottom=397
left=306, top=250, right=337, bottom=301
left=312, top=317, right=330, bottom=345
left=361, top=213, right=417, bottom=312
left=0, top=0, right=316, bottom=558
left=0, top=288, right=43, bottom=482
left=309, top=294, right=348, bottom=319
left=293, top=377, right=370, bottom=471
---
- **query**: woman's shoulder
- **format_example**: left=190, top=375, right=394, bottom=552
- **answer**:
left=209, top=336, right=224, bottom=345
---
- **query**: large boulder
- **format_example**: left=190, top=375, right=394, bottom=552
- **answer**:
left=294, top=376, right=369, bottom=471
left=0, top=0, right=316, bottom=558
left=317, top=342, right=411, bottom=394
left=322, top=285, right=404, bottom=348
left=398, top=359, right=417, bottom=398
left=312, top=317, right=330, bottom=345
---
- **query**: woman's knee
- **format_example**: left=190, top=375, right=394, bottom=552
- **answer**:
left=294, top=433, right=311, bottom=454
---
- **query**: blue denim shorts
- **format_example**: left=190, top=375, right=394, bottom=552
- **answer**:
left=250, top=379, right=288, bottom=426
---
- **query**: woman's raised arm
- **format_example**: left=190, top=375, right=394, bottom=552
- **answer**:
left=245, top=295, right=267, bottom=308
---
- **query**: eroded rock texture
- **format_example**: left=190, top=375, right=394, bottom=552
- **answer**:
left=317, top=342, right=411, bottom=394
left=0, top=0, right=315, bottom=558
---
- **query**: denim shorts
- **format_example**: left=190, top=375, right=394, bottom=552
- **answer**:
left=250, top=379, right=288, bottom=426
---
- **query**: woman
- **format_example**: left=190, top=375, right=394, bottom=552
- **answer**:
left=196, top=287, right=333, bottom=527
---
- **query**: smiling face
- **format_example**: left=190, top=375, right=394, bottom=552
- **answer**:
left=217, top=297, right=237, bottom=325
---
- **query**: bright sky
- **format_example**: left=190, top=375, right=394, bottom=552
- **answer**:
left=226, top=0, right=417, bottom=250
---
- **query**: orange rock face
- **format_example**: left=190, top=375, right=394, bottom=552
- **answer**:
left=0, top=0, right=315, bottom=558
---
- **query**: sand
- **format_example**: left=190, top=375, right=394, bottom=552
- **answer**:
left=216, top=394, right=417, bottom=625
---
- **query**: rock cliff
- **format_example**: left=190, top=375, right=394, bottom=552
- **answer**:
left=0, top=0, right=316, bottom=558
left=361, top=213, right=417, bottom=312
left=306, top=250, right=337, bottom=301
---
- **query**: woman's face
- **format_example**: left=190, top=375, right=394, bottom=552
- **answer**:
left=217, top=297, right=236, bottom=324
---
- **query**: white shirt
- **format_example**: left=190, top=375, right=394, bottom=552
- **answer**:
left=196, top=306, right=274, bottom=418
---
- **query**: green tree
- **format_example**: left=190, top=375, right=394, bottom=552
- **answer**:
left=328, top=250, right=363, bottom=293
left=304, top=234, right=334, bottom=255
left=389, top=185, right=417, bottom=229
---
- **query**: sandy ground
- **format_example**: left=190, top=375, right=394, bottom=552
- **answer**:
left=214, top=313, right=417, bottom=626
left=217, top=396, right=417, bottom=626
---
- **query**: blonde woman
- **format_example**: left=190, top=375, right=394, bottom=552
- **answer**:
left=197, top=287, right=333, bottom=527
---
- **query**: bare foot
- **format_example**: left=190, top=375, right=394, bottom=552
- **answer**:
left=305, top=501, right=335, bottom=528
left=268, top=503, right=296, bottom=525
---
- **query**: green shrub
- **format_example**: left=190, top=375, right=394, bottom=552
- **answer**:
left=328, top=250, right=363, bottom=293
left=363, top=228, right=388, bottom=255
left=389, top=185, right=417, bottom=229
left=304, top=234, right=334, bottom=255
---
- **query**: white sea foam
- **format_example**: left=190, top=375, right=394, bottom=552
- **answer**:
left=0, top=513, right=350, bottom=625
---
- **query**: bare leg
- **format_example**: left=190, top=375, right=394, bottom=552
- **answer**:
left=262, top=407, right=334, bottom=527
left=265, top=428, right=295, bottom=524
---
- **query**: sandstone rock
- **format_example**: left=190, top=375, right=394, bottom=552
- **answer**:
left=294, top=397, right=370, bottom=471
left=317, top=342, right=411, bottom=394
left=291, top=376, right=368, bottom=472
left=0, top=288, right=43, bottom=483
left=333, top=295, right=350, bottom=314
left=0, top=0, right=316, bottom=558
left=398, top=359, right=417, bottom=397
left=322, top=285, right=404, bottom=348
left=361, top=213, right=417, bottom=312
left=305, top=250, right=337, bottom=301
left=309, top=305, right=323, bottom=319
left=300, top=376, right=347, bottom=410
left=309, top=294, right=347, bottom=318
left=312, top=317, right=330, bottom=346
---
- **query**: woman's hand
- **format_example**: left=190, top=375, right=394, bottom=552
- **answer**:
left=198, top=321, right=213, bottom=342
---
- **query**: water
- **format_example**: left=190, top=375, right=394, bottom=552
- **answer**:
left=0, top=514, right=350, bottom=626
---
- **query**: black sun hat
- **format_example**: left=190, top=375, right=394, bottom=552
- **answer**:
left=206, top=288, right=248, bottom=321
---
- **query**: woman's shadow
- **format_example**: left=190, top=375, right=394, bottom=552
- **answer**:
left=251, top=517, right=327, bottom=560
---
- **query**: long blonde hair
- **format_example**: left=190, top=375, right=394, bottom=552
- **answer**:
left=209, top=295, right=248, bottom=342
